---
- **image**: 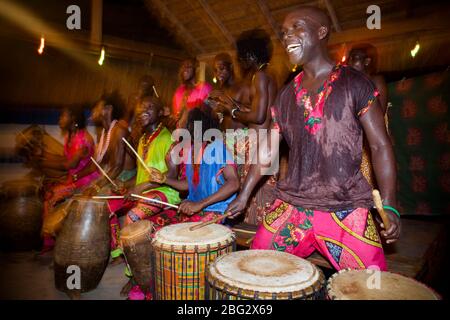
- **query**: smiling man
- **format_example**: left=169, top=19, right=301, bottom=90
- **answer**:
left=226, top=6, right=400, bottom=271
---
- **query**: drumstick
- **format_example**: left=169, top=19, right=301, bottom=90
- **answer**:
left=130, top=193, right=179, bottom=209
left=152, top=85, right=159, bottom=98
left=245, top=236, right=255, bottom=245
left=189, top=212, right=232, bottom=231
left=90, top=157, right=119, bottom=189
left=372, top=189, right=391, bottom=230
left=121, top=137, right=155, bottom=178
left=92, top=195, right=125, bottom=200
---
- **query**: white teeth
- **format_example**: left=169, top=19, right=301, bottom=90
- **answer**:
left=286, top=43, right=301, bottom=53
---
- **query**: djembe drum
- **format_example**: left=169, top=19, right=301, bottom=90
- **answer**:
left=120, top=220, right=154, bottom=294
left=54, top=196, right=110, bottom=298
left=206, top=250, right=326, bottom=300
left=327, top=269, right=441, bottom=300
left=152, top=222, right=235, bottom=300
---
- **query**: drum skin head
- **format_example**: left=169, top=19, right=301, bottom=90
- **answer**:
left=153, top=222, right=234, bottom=249
left=327, top=269, right=441, bottom=300
left=121, top=220, right=153, bottom=239
left=208, top=250, right=323, bottom=295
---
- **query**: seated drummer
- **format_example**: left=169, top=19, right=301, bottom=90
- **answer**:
left=108, top=96, right=181, bottom=230
left=165, top=105, right=240, bottom=222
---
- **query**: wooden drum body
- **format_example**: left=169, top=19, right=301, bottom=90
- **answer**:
left=152, top=222, right=235, bottom=300
left=0, top=179, right=43, bottom=251
left=206, top=250, right=326, bottom=300
left=54, top=197, right=110, bottom=295
left=327, top=269, right=441, bottom=300
left=120, top=220, right=154, bottom=293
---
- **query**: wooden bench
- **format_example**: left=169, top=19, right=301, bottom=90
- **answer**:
left=232, top=218, right=444, bottom=280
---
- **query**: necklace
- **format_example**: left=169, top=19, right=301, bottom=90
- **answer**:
left=96, top=120, right=117, bottom=162
left=141, top=122, right=163, bottom=161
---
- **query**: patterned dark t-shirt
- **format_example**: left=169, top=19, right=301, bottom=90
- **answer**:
left=272, top=65, right=378, bottom=211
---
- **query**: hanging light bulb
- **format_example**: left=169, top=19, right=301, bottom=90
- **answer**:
left=341, top=55, right=346, bottom=63
left=212, top=77, right=217, bottom=84
left=410, top=41, right=420, bottom=58
left=37, top=36, right=45, bottom=55
left=98, top=47, right=105, bottom=65
left=292, top=65, right=297, bottom=72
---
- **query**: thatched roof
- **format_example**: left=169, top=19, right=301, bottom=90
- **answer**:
left=144, top=0, right=450, bottom=74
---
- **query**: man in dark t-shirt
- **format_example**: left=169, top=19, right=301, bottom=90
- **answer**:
left=226, top=6, right=400, bottom=271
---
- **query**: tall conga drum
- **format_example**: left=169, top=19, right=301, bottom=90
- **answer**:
left=54, top=196, right=110, bottom=297
left=0, top=178, right=42, bottom=251
left=152, top=222, right=235, bottom=300
left=206, top=250, right=325, bottom=300
left=120, top=220, right=154, bottom=293
left=327, top=269, right=441, bottom=300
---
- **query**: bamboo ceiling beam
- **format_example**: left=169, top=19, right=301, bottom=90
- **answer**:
left=256, top=0, right=283, bottom=43
left=197, top=0, right=235, bottom=47
left=323, top=0, right=342, bottom=32
left=145, top=0, right=204, bottom=54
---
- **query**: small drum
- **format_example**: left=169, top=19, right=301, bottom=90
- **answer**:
left=152, top=222, right=235, bottom=300
left=327, top=269, right=441, bottom=300
left=120, top=220, right=154, bottom=293
left=206, top=250, right=325, bottom=300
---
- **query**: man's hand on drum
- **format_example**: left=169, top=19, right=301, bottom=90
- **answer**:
left=178, top=200, right=204, bottom=216
left=380, top=209, right=401, bottom=244
left=225, top=195, right=248, bottom=219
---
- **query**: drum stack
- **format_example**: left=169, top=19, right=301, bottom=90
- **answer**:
left=53, top=197, right=111, bottom=299
left=0, top=178, right=43, bottom=251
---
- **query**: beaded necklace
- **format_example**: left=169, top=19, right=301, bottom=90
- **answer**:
left=141, top=122, right=163, bottom=161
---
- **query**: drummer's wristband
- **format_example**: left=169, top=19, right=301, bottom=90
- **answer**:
left=383, top=205, right=401, bottom=218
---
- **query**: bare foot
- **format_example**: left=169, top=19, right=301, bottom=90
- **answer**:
left=120, top=280, right=133, bottom=297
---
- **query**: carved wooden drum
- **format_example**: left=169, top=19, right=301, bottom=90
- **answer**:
left=120, top=220, right=154, bottom=294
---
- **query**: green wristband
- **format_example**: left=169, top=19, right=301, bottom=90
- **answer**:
left=383, top=205, right=401, bottom=218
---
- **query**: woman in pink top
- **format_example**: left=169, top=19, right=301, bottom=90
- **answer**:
left=38, top=106, right=99, bottom=251
left=172, top=58, right=212, bottom=128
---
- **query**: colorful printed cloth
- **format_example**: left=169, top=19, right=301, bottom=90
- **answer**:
left=251, top=198, right=387, bottom=271
left=271, top=65, right=379, bottom=211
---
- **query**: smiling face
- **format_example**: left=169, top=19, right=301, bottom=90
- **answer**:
left=136, top=97, right=162, bottom=128
left=281, top=9, right=330, bottom=66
